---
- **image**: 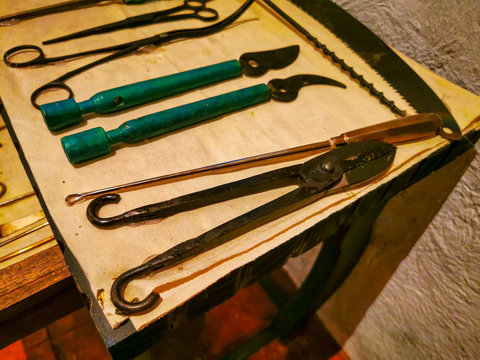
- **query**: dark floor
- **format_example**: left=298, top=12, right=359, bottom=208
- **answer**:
left=0, top=281, right=347, bottom=360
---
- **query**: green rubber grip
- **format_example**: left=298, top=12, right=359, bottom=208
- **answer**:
left=41, top=60, right=243, bottom=131
left=61, top=84, right=272, bottom=164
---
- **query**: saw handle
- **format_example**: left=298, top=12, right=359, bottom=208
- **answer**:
left=331, top=113, right=443, bottom=146
left=61, top=84, right=272, bottom=164
left=40, top=60, right=243, bottom=132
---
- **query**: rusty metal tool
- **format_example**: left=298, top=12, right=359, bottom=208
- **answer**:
left=3, top=0, right=256, bottom=109
left=61, top=74, right=345, bottom=164
left=65, top=112, right=442, bottom=206
left=43, top=0, right=219, bottom=45
left=98, top=140, right=396, bottom=314
left=0, top=191, right=36, bottom=207
left=0, top=0, right=152, bottom=25
left=40, top=45, right=300, bottom=131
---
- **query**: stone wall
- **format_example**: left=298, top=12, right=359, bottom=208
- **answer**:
left=285, top=1, right=480, bottom=358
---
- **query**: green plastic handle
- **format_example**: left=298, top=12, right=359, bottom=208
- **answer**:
left=41, top=60, right=243, bottom=131
left=62, top=84, right=272, bottom=164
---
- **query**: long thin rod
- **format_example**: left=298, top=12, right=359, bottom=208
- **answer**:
left=0, top=220, right=49, bottom=248
left=0, top=236, right=56, bottom=263
left=65, top=140, right=331, bottom=205
left=0, top=0, right=106, bottom=24
left=0, top=191, right=36, bottom=207
left=261, top=0, right=406, bottom=117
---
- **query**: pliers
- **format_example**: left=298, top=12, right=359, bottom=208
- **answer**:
left=86, top=140, right=397, bottom=314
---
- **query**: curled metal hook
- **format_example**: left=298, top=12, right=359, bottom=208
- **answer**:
left=111, top=262, right=162, bottom=315
left=106, top=141, right=396, bottom=314
left=87, top=194, right=131, bottom=227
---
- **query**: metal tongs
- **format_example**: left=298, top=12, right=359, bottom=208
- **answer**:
left=88, top=141, right=397, bottom=314
left=43, top=0, right=219, bottom=45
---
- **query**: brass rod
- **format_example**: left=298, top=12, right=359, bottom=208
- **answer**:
left=0, top=235, right=56, bottom=263
left=0, top=220, right=49, bottom=247
left=0, top=191, right=36, bottom=207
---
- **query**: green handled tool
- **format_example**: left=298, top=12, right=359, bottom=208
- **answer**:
left=61, top=74, right=346, bottom=164
left=40, top=45, right=300, bottom=132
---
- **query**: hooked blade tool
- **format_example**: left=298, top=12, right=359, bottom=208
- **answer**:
left=95, top=140, right=396, bottom=314
left=40, top=45, right=300, bottom=131
left=64, top=113, right=445, bottom=206
left=61, top=74, right=346, bottom=164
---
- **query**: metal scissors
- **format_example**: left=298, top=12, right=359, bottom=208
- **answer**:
left=43, top=0, right=219, bottom=45
left=3, top=0, right=254, bottom=109
left=85, top=140, right=397, bottom=314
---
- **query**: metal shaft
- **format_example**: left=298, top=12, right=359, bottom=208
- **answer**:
left=0, top=236, right=56, bottom=263
left=261, top=0, right=406, bottom=117
left=0, top=220, right=49, bottom=248
left=65, top=113, right=442, bottom=206
left=65, top=140, right=331, bottom=205
left=0, top=191, right=36, bottom=207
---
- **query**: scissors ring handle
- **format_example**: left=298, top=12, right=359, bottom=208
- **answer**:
left=4, top=44, right=46, bottom=68
left=193, top=8, right=218, bottom=21
left=185, top=0, right=210, bottom=9
left=31, top=81, right=74, bottom=109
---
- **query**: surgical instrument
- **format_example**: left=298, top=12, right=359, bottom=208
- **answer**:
left=3, top=0, right=256, bottom=109
left=40, top=45, right=300, bottom=131
left=0, top=236, right=56, bottom=263
left=101, top=141, right=396, bottom=313
left=0, top=191, right=36, bottom=207
left=0, top=220, right=50, bottom=248
left=61, top=74, right=345, bottom=164
left=43, top=0, right=219, bottom=44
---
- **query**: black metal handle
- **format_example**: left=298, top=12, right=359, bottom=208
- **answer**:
left=111, top=263, right=162, bottom=315
left=4, top=45, right=47, bottom=68
left=31, top=81, right=74, bottom=109
left=110, top=186, right=320, bottom=314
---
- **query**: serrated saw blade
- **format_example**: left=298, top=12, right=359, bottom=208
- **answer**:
left=288, top=0, right=461, bottom=140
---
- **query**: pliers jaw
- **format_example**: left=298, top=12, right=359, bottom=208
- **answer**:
left=298, top=141, right=396, bottom=198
